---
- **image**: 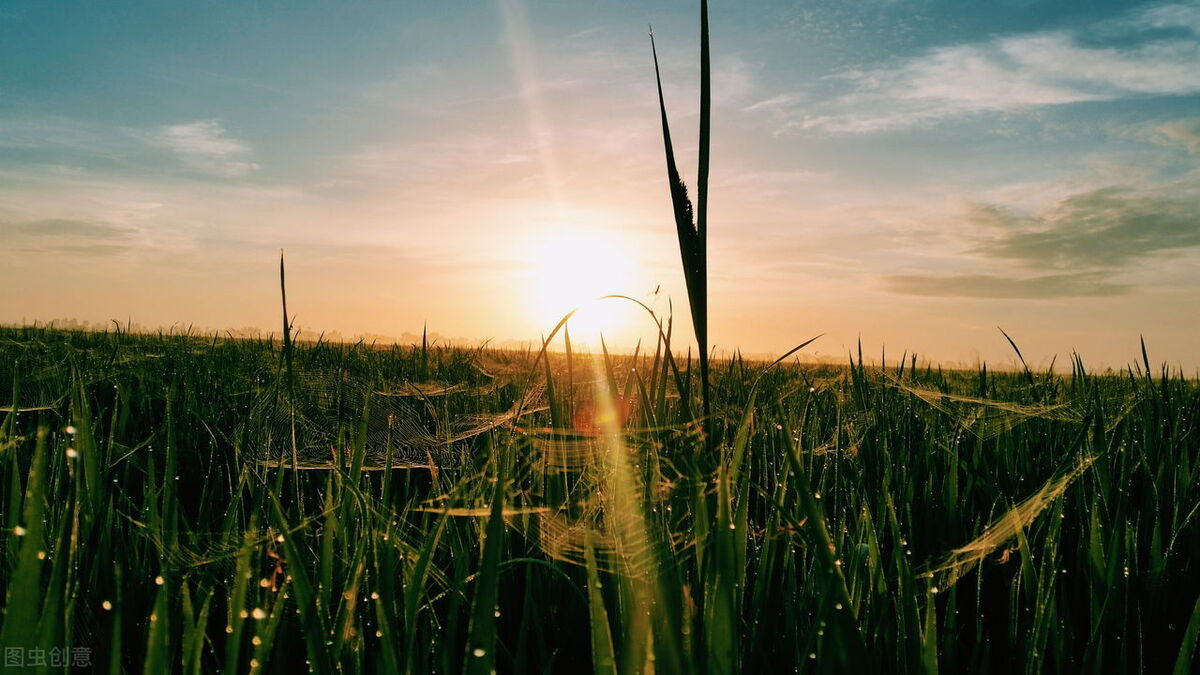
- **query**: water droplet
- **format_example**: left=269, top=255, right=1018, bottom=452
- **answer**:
left=65, top=425, right=77, bottom=435
left=102, top=600, right=112, bottom=610
left=473, top=648, right=486, bottom=658
left=65, top=448, right=78, bottom=458
left=155, top=575, right=165, bottom=586
left=252, top=608, right=267, bottom=620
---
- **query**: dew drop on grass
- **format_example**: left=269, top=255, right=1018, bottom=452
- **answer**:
left=473, top=648, right=486, bottom=658
left=102, top=600, right=112, bottom=610
left=13, top=526, right=26, bottom=536
left=65, top=425, right=76, bottom=435
left=155, top=575, right=165, bottom=585
left=252, top=608, right=267, bottom=620
left=66, top=447, right=78, bottom=458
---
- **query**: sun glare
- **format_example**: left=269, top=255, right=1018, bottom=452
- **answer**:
left=522, top=228, right=641, bottom=345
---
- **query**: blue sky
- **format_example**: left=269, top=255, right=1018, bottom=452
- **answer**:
left=2, top=0, right=1198, bottom=368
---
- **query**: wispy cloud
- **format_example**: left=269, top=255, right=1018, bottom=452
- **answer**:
left=742, top=93, right=800, bottom=113
left=885, top=182, right=1200, bottom=298
left=0, top=218, right=138, bottom=255
left=774, top=2, right=1200, bottom=134
left=970, top=186, right=1200, bottom=269
left=149, top=120, right=259, bottom=176
left=1150, top=117, right=1200, bottom=154
left=885, top=272, right=1128, bottom=299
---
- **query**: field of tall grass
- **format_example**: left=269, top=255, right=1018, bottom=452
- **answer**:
left=1, top=323, right=1198, bottom=673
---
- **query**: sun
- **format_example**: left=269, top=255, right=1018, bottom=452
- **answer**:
left=521, top=228, right=641, bottom=344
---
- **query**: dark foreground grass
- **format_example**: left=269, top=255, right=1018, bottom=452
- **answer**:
left=1, top=324, right=1198, bottom=673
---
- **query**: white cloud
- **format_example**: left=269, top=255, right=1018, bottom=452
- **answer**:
left=151, top=120, right=259, bottom=176
left=742, top=93, right=799, bottom=113
left=775, top=2, right=1200, bottom=133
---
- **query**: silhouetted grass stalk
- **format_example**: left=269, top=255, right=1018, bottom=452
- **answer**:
left=650, top=0, right=711, bottom=438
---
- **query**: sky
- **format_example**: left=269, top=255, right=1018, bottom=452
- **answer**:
left=1, top=0, right=1198, bottom=370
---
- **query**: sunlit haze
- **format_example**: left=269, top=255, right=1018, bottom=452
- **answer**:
left=2, top=1, right=1198, bottom=369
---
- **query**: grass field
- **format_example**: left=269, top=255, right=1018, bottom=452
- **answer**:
left=1, top=323, right=1198, bottom=673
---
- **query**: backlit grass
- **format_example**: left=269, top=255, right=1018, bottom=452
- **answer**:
left=1, top=324, right=1198, bottom=673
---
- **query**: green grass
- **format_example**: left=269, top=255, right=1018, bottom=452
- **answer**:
left=1, top=324, right=1198, bottom=673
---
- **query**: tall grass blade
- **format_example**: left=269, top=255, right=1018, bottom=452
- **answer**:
left=0, top=427, right=50, bottom=653
left=464, top=435, right=506, bottom=675
left=649, top=17, right=710, bottom=430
